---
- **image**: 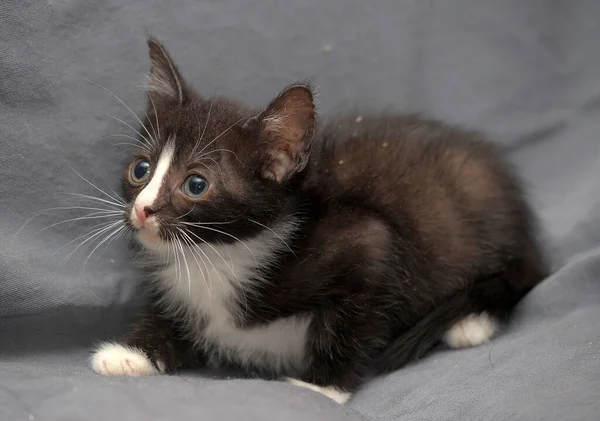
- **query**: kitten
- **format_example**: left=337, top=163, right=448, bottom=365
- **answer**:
left=90, top=39, right=548, bottom=405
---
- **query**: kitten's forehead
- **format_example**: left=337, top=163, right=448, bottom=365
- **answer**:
left=149, top=98, right=250, bottom=159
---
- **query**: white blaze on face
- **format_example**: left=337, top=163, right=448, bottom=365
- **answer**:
left=130, top=141, right=175, bottom=229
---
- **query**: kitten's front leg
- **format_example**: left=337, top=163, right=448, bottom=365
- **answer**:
left=91, top=311, right=195, bottom=376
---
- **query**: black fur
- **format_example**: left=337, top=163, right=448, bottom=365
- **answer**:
left=111, top=39, right=548, bottom=394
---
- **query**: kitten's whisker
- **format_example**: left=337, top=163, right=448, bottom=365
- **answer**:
left=106, top=113, right=153, bottom=149
left=177, top=229, right=212, bottom=300
left=170, top=232, right=182, bottom=297
left=198, top=156, right=228, bottom=187
left=39, top=206, right=121, bottom=213
left=38, top=212, right=123, bottom=234
left=174, top=234, right=192, bottom=304
left=63, top=193, right=125, bottom=210
left=198, top=148, right=241, bottom=164
left=197, top=161, right=226, bottom=186
left=12, top=205, right=124, bottom=244
left=176, top=228, right=212, bottom=301
left=83, top=225, right=127, bottom=271
left=248, top=219, right=296, bottom=257
left=53, top=221, right=123, bottom=255
left=196, top=118, right=245, bottom=158
left=180, top=220, right=238, bottom=226
left=109, top=142, right=150, bottom=151
left=180, top=223, right=255, bottom=262
left=100, top=224, right=130, bottom=256
left=181, top=228, right=237, bottom=275
left=67, top=168, right=127, bottom=207
left=148, top=91, right=161, bottom=145
left=166, top=232, right=181, bottom=298
left=85, top=79, right=157, bottom=148
left=177, top=228, right=222, bottom=296
left=220, top=239, right=249, bottom=315
left=102, top=134, right=151, bottom=150
left=107, top=186, right=128, bottom=207
left=62, top=220, right=124, bottom=263
left=175, top=204, right=196, bottom=220
left=192, top=98, right=214, bottom=157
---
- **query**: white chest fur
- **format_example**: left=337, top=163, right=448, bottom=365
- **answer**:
left=149, top=224, right=310, bottom=374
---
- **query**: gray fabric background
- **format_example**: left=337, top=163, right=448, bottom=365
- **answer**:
left=1, top=0, right=599, bottom=420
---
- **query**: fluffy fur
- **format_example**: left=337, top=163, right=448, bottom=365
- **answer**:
left=90, top=38, right=548, bottom=405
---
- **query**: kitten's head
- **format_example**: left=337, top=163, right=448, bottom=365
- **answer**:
left=123, top=39, right=315, bottom=251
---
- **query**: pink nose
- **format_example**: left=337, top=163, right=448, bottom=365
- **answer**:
left=136, top=205, right=150, bottom=225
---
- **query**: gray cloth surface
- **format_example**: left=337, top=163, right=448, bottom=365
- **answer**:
left=1, top=0, right=599, bottom=420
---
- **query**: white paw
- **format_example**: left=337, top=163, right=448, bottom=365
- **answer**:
left=443, top=312, right=497, bottom=349
left=90, top=342, right=161, bottom=376
left=285, top=378, right=352, bottom=405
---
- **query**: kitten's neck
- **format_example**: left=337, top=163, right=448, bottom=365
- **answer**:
left=142, top=215, right=301, bottom=318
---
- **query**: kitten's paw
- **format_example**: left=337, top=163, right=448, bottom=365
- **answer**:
left=91, top=342, right=163, bottom=376
left=285, top=378, right=352, bottom=405
left=443, top=312, right=497, bottom=349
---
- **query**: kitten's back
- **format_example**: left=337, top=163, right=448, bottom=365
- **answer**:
left=308, top=114, right=544, bottom=289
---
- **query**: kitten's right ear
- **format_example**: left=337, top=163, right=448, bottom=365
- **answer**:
left=145, top=38, right=187, bottom=106
left=254, top=84, right=316, bottom=183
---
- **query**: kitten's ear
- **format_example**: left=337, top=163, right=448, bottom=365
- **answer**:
left=256, top=84, right=316, bottom=183
left=146, top=38, right=187, bottom=106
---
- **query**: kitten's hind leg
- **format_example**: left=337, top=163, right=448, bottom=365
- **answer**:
left=443, top=312, right=497, bottom=349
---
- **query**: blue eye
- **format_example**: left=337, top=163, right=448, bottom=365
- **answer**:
left=183, top=175, right=209, bottom=197
left=131, top=160, right=151, bottom=183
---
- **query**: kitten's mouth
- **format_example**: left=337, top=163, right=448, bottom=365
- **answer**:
left=130, top=211, right=163, bottom=248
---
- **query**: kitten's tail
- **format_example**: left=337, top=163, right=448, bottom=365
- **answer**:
left=373, top=258, right=546, bottom=373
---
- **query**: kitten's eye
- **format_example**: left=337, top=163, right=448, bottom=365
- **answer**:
left=183, top=175, right=209, bottom=198
left=130, top=160, right=151, bottom=183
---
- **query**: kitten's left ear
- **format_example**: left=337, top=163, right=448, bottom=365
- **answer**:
left=146, top=38, right=188, bottom=106
left=256, top=84, right=316, bottom=183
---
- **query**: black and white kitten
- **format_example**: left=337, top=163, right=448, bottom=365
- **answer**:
left=91, top=39, right=547, bottom=405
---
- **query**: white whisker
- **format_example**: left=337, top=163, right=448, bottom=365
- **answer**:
left=248, top=219, right=296, bottom=257
left=53, top=221, right=123, bottom=255
left=109, top=142, right=150, bottom=151
left=85, top=78, right=157, bottom=148
left=175, top=204, right=196, bottom=220
left=177, top=227, right=224, bottom=296
left=103, top=134, right=151, bottom=152
left=99, top=224, right=130, bottom=256
left=63, top=193, right=125, bottom=210
left=38, top=212, right=123, bottom=233
left=177, top=228, right=212, bottom=300
left=192, top=98, right=214, bottom=157
left=12, top=205, right=123, bottom=245
left=177, top=219, right=237, bottom=226
left=62, top=220, right=124, bottom=263
left=175, top=233, right=192, bottom=303
left=67, top=168, right=127, bottom=207
left=168, top=232, right=181, bottom=297
left=219, top=238, right=249, bottom=314
left=198, top=148, right=241, bottom=164
left=83, top=225, right=128, bottom=270
left=179, top=222, right=255, bottom=261
left=196, top=118, right=245, bottom=158
left=197, top=161, right=225, bottom=186
left=181, top=228, right=236, bottom=274
left=106, top=113, right=153, bottom=149
left=148, top=92, right=161, bottom=144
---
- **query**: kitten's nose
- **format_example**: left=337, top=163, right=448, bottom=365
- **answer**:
left=135, top=205, right=154, bottom=225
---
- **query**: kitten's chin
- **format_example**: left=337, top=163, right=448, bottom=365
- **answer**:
left=135, top=228, right=165, bottom=250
